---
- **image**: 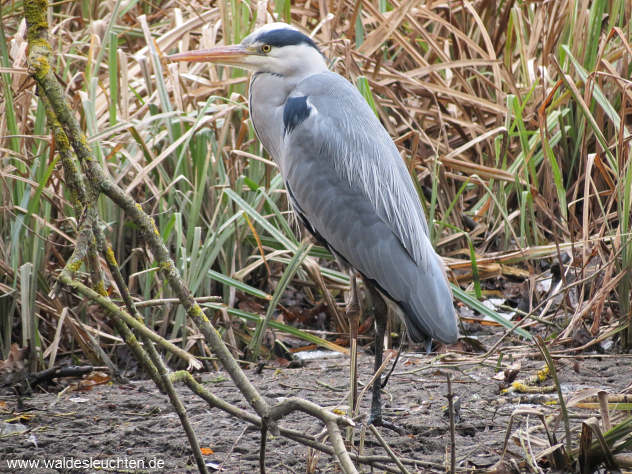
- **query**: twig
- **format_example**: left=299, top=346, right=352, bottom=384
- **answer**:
left=579, top=419, right=593, bottom=474
left=134, top=296, right=221, bottom=307
left=175, top=368, right=442, bottom=469
left=5, top=365, right=99, bottom=390
left=92, top=224, right=208, bottom=474
left=303, top=257, right=347, bottom=332
left=523, top=416, right=541, bottom=474
left=597, top=391, right=611, bottom=431
left=171, top=371, right=370, bottom=471
left=93, top=224, right=164, bottom=387
left=196, top=368, right=414, bottom=470
left=219, top=425, right=249, bottom=471
left=43, top=187, right=123, bottom=379
left=347, top=273, right=360, bottom=420
left=498, top=408, right=539, bottom=468
left=535, top=336, right=571, bottom=454
left=270, top=398, right=357, bottom=474
left=445, top=373, right=456, bottom=474
left=368, top=424, right=411, bottom=474
left=56, top=273, right=201, bottom=370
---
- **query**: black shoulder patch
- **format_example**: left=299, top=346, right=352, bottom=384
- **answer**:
left=257, top=29, right=319, bottom=51
left=283, top=96, right=311, bottom=135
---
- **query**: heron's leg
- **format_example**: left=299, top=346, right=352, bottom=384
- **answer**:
left=347, top=273, right=360, bottom=415
left=381, top=342, right=402, bottom=389
left=367, top=285, right=404, bottom=433
left=368, top=301, right=387, bottom=425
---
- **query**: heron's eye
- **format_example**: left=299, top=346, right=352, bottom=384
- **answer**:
left=260, top=44, right=271, bottom=54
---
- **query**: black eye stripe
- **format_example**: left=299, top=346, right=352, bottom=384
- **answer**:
left=256, top=29, right=320, bottom=51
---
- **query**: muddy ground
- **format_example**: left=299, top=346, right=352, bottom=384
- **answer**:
left=2, top=335, right=631, bottom=473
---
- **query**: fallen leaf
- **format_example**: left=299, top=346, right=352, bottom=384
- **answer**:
left=74, top=371, right=111, bottom=391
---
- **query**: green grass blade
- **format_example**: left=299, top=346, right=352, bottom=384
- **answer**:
left=108, top=30, right=118, bottom=126
left=356, top=76, right=378, bottom=116
left=224, top=188, right=297, bottom=251
left=451, top=285, right=532, bottom=340
left=204, top=303, right=348, bottom=354
left=207, top=269, right=271, bottom=301
left=248, top=240, right=313, bottom=357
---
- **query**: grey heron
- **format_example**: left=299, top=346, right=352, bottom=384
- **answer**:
left=170, top=22, right=459, bottom=426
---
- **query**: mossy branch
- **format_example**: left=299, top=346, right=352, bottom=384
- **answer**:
left=92, top=223, right=209, bottom=473
left=56, top=271, right=202, bottom=370
left=32, top=13, right=206, bottom=463
left=24, top=0, right=271, bottom=426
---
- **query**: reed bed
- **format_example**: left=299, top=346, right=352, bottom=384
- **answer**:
left=1, top=0, right=631, bottom=366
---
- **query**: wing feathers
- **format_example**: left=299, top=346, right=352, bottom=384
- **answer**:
left=288, top=72, right=430, bottom=267
left=276, top=71, right=458, bottom=344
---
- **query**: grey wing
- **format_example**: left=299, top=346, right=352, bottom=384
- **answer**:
left=280, top=72, right=458, bottom=344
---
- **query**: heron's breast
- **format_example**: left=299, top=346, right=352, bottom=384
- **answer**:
left=248, top=73, right=289, bottom=159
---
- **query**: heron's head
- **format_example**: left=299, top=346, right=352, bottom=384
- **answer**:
left=169, top=23, right=327, bottom=77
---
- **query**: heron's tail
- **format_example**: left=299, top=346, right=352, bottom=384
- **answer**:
left=399, top=252, right=458, bottom=345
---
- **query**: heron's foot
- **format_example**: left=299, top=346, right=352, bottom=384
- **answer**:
left=368, top=413, right=406, bottom=434
left=368, top=404, right=406, bottom=434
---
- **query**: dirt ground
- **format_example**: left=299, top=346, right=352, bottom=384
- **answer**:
left=2, top=335, right=631, bottom=473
